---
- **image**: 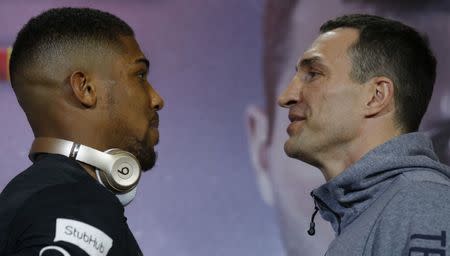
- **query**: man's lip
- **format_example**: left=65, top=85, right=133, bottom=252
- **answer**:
left=288, top=112, right=306, bottom=122
left=287, top=120, right=304, bottom=136
left=150, top=113, right=159, bottom=128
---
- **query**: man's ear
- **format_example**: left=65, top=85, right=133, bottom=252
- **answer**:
left=69, top=71, right=97, bottom=107
left=245, top=105, right=274, bottom=206
left=364, top=76, right=394, bottom=117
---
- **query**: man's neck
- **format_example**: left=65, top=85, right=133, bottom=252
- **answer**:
left=319, top=127, right=403, bottom=181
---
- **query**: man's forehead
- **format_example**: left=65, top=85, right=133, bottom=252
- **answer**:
left=299, top=28, right=359, bottom=66
left=116, top=36, right=149, bottom=67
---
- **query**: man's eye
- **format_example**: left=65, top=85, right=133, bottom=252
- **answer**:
left=137, top=72, right=147, bottom=80
left=302, top=71, right=320, bottom=82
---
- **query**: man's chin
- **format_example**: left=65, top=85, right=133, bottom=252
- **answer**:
left=284, top=139, right=302, bottom=159
left=139, top=149, right=157, bottom=172
left=129, top=141, right=157, bottom=172
left=136, top=130, right=159, bottom=172
left=284, top=139, right=316, bottom=164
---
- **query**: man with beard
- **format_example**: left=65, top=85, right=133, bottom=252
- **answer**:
left=0, top=7, right=163, bottom=255
left=277, top=13, right=450, bottom=255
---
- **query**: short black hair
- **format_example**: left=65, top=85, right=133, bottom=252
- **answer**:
left=320, top=14, right=437, bottom=132
left=9, top=7, right=134, bottom=88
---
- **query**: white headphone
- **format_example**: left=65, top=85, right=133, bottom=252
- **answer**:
left=29, top=137, right=141, bottom=194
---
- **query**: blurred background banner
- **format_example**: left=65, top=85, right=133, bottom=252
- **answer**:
left=0, top=1, right=448, bottom=256
left=0, top=47, right=11, bottom=81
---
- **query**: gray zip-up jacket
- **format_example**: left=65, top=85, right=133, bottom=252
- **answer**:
left=311, top=132, right=450, bottom=256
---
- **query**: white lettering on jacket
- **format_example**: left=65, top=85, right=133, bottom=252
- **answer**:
left=54, top=218, right=113, bottom=256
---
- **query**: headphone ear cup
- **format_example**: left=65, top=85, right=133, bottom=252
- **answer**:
left=97, top=148, right=141, bottom=193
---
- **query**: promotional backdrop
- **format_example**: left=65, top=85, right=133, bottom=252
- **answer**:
left=0, top=1, right=448, bottom=255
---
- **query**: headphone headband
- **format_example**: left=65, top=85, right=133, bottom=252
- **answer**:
left=30, top=138, right=114, bottom=171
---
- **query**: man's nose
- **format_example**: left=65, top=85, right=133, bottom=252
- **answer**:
left=148, top=85, right=164, bottom=111
left=278, top=76, right=301, bottom=108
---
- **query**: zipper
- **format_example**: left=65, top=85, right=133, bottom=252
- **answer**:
left=307, top=200, right=319, bottom=236
left=309, top=192, right=342, bottom=236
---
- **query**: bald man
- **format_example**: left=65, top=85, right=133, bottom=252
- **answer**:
left=0, top=7, right=163, bottom=255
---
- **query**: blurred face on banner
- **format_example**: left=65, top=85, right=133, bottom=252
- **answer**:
left=410, top=12, right=450, bottom=165
left=246, top=0, right=450, bottom=255
left=247, top=1, right=349, bottom=254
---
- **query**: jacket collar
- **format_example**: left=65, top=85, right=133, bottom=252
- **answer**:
left=311, top=132, right=443, bottom=234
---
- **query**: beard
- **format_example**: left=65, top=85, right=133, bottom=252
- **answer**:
left=107, top=105, right=159, bottom=172
left=126, top=130, right=158, bottom=172
left=135, top=145, right=157, bottom=172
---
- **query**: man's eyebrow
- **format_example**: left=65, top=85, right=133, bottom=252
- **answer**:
left=135, top=57, right=150, bottom=70
left=296, top=56, right=324, bottom=72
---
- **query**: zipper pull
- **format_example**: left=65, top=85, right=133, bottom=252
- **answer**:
left=308, top=198, right=319, bottom=236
